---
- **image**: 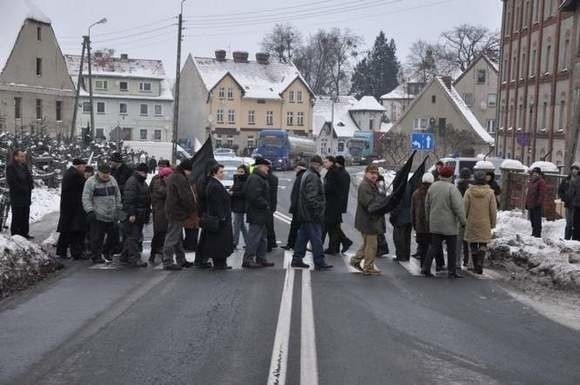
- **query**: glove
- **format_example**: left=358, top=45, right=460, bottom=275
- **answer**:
left=87, top=211, right=96, bottom=222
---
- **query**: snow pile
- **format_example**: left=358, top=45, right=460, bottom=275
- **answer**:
left=500, top=159, right=527, bottom=172
left=0, top=234, right=62, bottom=299
left=529, top=161, right=559, bottom=173
left=489, top=211, right=580, bottom=291
left=473, top=160, right=495, bottom=170
left=6, top=187, right=60, bottom=225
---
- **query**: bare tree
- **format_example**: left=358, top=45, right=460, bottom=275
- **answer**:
left=441, top=24, right=500, bottom=71
left=404, top=40, right=454, bottom=83
left=327, top=28, right=360, bottom=98
left=261, top=23, right=302, bottom=63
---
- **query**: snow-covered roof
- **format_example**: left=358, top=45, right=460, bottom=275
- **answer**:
left=313, top=96, right=360, bottom=138
left=500, top=159, right=527, bottom=171
left=192, top=55, right=313, bottom=100
left=454, top=54, right=499, bottom=86
left=350, top=96, right=385, bottom=111
left=65, top=54, right=166, bottom=80
left=529, top=161, right=559, bottom=173
left=380, top=84, right=413, bottom=100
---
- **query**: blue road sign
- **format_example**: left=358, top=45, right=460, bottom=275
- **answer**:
left=411, top=132, right=435, bottom=151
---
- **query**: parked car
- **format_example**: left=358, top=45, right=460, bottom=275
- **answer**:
left=214, top=148, right=236, bottom=157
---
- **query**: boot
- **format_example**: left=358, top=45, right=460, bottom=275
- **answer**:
left=242, top=256, right=262, bottom=268
left=474, top=249, right=485, bottom=274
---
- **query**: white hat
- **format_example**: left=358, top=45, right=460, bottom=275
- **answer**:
left=571, top=162, right=580, bottom=170
left=422, top=173, right=434, bottom=184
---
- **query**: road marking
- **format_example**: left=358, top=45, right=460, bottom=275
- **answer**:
left=394, top=257, right=423, bottom=276
left=300, top=267, right=319, bottom=385
left=267, top=251, right=296, bottom=385
left=274, top=211, right=292, bottom=223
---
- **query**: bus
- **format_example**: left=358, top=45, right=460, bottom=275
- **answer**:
left=255, top=130, right=317, bottom=170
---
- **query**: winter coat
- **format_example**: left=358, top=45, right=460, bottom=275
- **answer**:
left=122, top=173, right=151, bottom=224
left=230, top=174, right=248, bottom=214
left=336, top=166, right=351, bottom=213
left=198, top=176, right=234, bottom=260
left=149, top=175, right=169, bottom=232
left=244, top=170, right=271, bottom=225
left=267, top=171, right=278, bottom=213
left=289, top=169, right=306, bottom=215
left=6, top=162, right=33, bottom=207
left=526, top=176, right=547, bottom=209
left=148, top=158, right=157, bottom=173
left=57, top=167, right=87, bottom=233
left=82, top=175, right=122, bottom=223
left=296, top=167, right=325, bottom=223
left=425, top=179, right=466, bottom=236
left=558, top=177, right=572, bottom=208
left=165, top=169, right=196, bottom=222
left=456, top=178, right=472, bottom=197
left=355, top=177, right=386, bottom=235
left=464, top=184, right=497, bottom=243
left=324, top=166, right=342, bottom=223
left=411, top=184, right=430, bottom=234
left=112, top=163, right=133, bottom=196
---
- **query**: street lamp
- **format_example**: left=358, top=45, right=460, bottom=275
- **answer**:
left=87, top=17, right=107, bottom=141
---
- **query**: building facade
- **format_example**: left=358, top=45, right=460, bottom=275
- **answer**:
left=0, top=17, right=75, bottom=137
left=454, top=55, right=499, bottom=136
left=380, top=81, right=424, bottom=123
left=65, top=51, right=173, bottom=142
left=497, top=0, right=579, bottom=167
left=178, top=51, right=315, bottom=154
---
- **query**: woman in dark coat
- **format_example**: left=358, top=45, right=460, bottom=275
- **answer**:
left=485, top=171, right=501, bottom=205
left=231, top=165, right=249, bottom=248
left=148, top=166, right=172, bottom=265
left=198, top=164, right=234, bottom=269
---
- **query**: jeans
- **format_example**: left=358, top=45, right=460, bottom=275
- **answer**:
left=392, top=223, right=412, bottom=260
left=350, top=233, right=377, bottom=272
left=10, top=205, right=30, bottom=237
left=162, top=221, right=186, bottom=266
left=244, top=224, right=267, bottom=263
left=423, top=234, right=457, bottom=274
left=266, top=212, right=277, bottom=249
left=293, top=222, right=326, bottom=266
left=90, top=220, right=119, bottom=261
left=56, top=231, right=85, bottom=259
left=529, top=207, right=543, bottom=238
left=565, top=207, right=574, bottom=240
left=232, top=212, right=248, bottom=247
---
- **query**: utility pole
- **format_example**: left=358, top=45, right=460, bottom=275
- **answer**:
left=172, top=0, right=185, bottom=164
left=87, top=35, right=95, bottom=141
left=70, top=36, right=87, bottom=141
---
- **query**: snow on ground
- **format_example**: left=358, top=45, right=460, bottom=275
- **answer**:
left=6, top=187, right=61, bottom=225
left=489, top=211, right=580, bottom=291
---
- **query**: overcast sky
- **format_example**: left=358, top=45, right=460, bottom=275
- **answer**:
left=1, top=0, right=502, bottom=78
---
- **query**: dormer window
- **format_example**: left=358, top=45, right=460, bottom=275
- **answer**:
left=227, top=88, right=234, bottom=99
left=218, top=87, right=225, bottom=98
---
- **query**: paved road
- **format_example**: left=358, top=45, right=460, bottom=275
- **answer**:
left=1, top=168, right=580, bottom=385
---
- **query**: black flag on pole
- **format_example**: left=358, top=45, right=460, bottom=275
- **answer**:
left=407, top=155, right=429, bottom=193
left=372, top=151, right=417, bottom=215
left=189, top=136, right=215, bottom=184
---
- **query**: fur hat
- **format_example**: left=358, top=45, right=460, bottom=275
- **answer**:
left=459, top=167, right=471, bottom=179
left=422, top=173, right=434, bottom=184
left=439, top=166, right=454, bottom=178
left=473, top=169, right=486, bottom=183
left=135, top=163, right=149, bottom=173
left=253, top=157, right=271, bottom=166
left=110, top=152, right=123, bottom=163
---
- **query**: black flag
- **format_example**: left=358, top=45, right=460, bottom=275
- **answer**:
left=372, top=151, right=417, bottom=215
left=407, top=155, right=429, bottom=193
left=189, top=136, right=215, bottom=184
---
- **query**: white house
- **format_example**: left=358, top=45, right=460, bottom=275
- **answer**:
left=349, top=96, right=385, bottom=131
left=65, top=51, right=173, bottom=142
left=380, top=81, right=425, bottom=123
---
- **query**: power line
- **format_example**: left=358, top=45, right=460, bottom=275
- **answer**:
left=92, top=23, right=177, bottom=44
left=57, top=16, right=176, bottom=40
left=93, top=30, right=178, bottom=48
left=184, top=0, right=337, bottom=19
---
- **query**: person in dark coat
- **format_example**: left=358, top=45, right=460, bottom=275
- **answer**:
left=526, top=167, right=546, bottom=238
left=148, top=156, right=157, bottom=174
left=121, top=163, right=151, bottom=267
left=266, top=166, right=279, bottom=252
left=411, top=173, right=433, bottom=268
left=335, top=156, right=353, bottom=252
left=6, top=149, right=34, bottom=238
left=559, top=163, right=579, bottom=239
left=231, top=165, right=250, bottom=248
left=456, top=168, right=472, bottom=196
left=485, top=171, right=501, bottom=206
left=56, top=159, right=88, bottom=259
left=242, top=158, right=274, bottom=268
left=322, top=156, right=342, bottom=254
left=148, top=165, right=172, bottom=265
left=456, top=167, right=472, bottom=267
left=390, top=183, right=413, bottom=261
left=110, top=152, right=133, bottom=196
left=282, top=162, right=307, bottom=250
left=192, top=159, right=219, bottom=266
left=198, top=164, right=234, bottom=269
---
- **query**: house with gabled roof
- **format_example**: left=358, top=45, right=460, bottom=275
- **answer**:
left=178, top=50, right=315, bottom=154
left=392, top=76, right=495, bottom=158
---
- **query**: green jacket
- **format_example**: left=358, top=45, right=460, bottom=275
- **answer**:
left=355, top=178, right=386, bottom=235
left=425, top=178, right=466, bottom=236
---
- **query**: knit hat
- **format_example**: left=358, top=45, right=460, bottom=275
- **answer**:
left=422, top=173, right=434, bottom=184
left=179, top=158, right=193, bottom=171
left=98, top=163, right=111, bottom=173
left=310, top=155, right=323, bottom=165
left=159, top=167, right=173, bottom=179
left=135, top=163, right=149, bottom=173
left=72, top=158, right=87, bottom=166
left=473, top=169, right=486, bottom=183
left=253, top=157, right=271, bottom=166
left=110, top=152, right=123, bottom=163
left=459, top=167, right=471, bottom=179
left=439, top=166, right=454, bottom=178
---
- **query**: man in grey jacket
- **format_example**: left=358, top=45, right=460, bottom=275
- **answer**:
left=82, top=163, right=123, bottom=264
left=421, top=166, right=466, bottom=278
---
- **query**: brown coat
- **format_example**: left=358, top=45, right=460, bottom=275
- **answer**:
left=411, top=184, right=430, bottom=234
left=464, top=184, right=497, bottom=243
left=149, top=175, right=168, bottom=232
left=164, top=169, right=196, bottom=222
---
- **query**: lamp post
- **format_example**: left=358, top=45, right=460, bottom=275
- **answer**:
left=87, top=17, right=107, bottom=141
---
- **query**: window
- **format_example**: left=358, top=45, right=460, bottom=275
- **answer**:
left=413, top=118, right=428, bottom=130
left=14, top=97, right=21, bottom=119
left=486, top=119, right=496, bottom=134
left=140, top=129, right=147, bottom=140
left=216, top=136, right=222, bottom=147
left=227, top=88, right=233, bottom=99
left=56, top=101, right=62, bottom=122
left=218, top=87, right=225, bottom=98
left=154, top=104, right=162, bottom=116
left=266, top=111, right=273, bottom=126
left=533, top=0, right=538, bottom=22
left=529, top=105, right=535, bottom=131
left=338, top=142, right=345, bottom=152
left=96, top=128, right=104, bottom=139
left=297, top=112, right=304, bottom=126
left=544, top=45, right=551, bottom=73
left=521, top=52, right=527, bottom=77
left=488, top=94, right=497, bottom=107
left=559, top=100, right=566, bottom=131
left=120, top=81, right=128, bottom=91
left=154, top=129, right=162, bottom=140
left=512, top=56, right=517, bottom=80
left=36, top=58, right=42, bottom=76
left=289, top=91, right=295, bottom=103
left=37, top=26, right=41, bottom=41
left=548, top=0, right=554, bottom=18
left=119, top=103, right=127, bottom=114
left=36, top=99, right=42, bottom=119
left=297, top=91, right=303, bottom=103
left=515, top=6, right=520, bottom=31
left=562, top=39, right=570, bottom=70
left=369, top=117, right=374, bottom=130
left=523, top=1, right=529, bottom=28
left=541, top=102, right=548, bottom=130
left=287, top=112, right=294, bottom=126
left=82, top=102, right=90, bottom=113
left=503, top=59, right=508, bottom=81
left=95, top=80, right=108, bottom=90
left=247, top=136, right=255, bottom=148
left=228, top=109, right=235, bottom=124
left=463, top=93, right=474, bottom=107
left=226, top=136, right=234, bottom=147
left=140, top=104, right=148, bottom=116
left=530, top=49, right=537, bottom=76
left=431, top=95, right=436, bottom=103
left=139, top=82, right=152, bottom=92
left=248, top=110, right=255, bottom=124
left=216, top=109, right=224, bottom=123
left=97, top=102, right=105, bottom=114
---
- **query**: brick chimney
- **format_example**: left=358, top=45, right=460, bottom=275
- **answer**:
left=233, top=51, right=249, bottom=63
left=215, top=50, right=226, bottom=62
left=441, top=76, right=453, bottom=90
left=255, top=52, right=270, bottom=65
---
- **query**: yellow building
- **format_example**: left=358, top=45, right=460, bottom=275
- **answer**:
left=178, top=50, right=315, bottom=155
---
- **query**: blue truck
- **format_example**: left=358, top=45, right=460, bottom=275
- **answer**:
left=254, top=130, right=317, bottom=170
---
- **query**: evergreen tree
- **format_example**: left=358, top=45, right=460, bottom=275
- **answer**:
left=350, top=31, right=400, bottom=99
